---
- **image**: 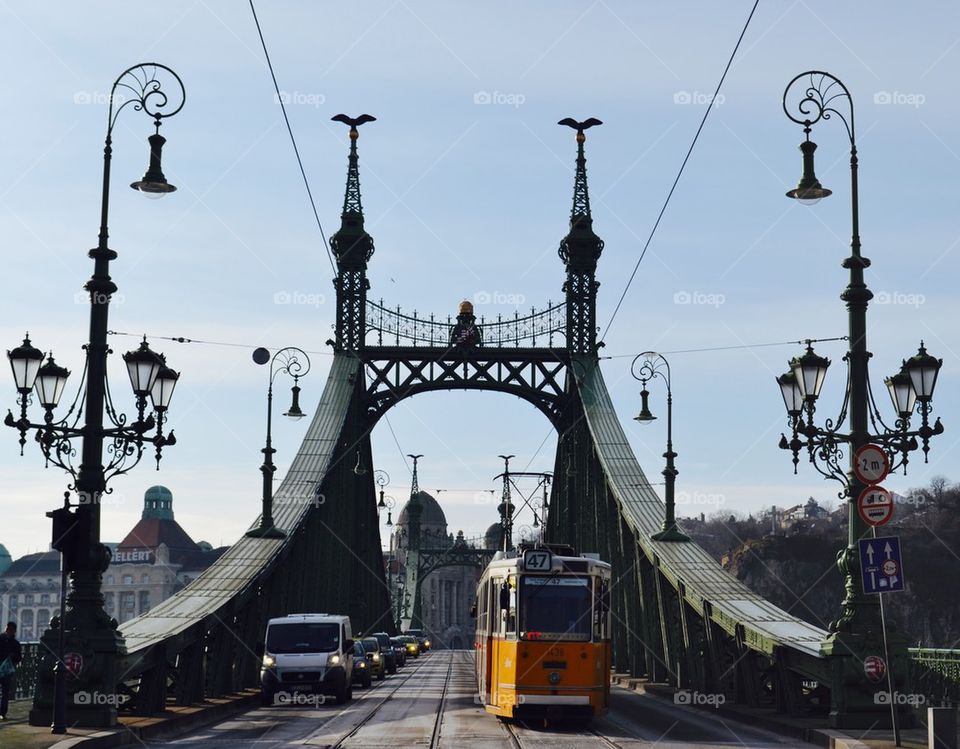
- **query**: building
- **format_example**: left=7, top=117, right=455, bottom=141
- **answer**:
left=392, top=492, right=484, bottom=649
left=102, top=486, right=227, bottom=624
left=0, top=486, right=227, bottom=638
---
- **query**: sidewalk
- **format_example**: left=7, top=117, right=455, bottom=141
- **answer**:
left=611, top=674, right=938, bottom=749
left=0, top=691, right=260, bottom=749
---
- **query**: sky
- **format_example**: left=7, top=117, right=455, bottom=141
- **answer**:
left=1, top=2, right=959, bottom=560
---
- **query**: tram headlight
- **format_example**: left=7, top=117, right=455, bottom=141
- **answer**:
left=549, top=671, right=561, bottom=685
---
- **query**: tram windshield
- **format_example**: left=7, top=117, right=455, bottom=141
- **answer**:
left=519, top=576, right=592, bottom=641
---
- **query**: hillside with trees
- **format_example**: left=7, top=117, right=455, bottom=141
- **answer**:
left=680, top=478, right=960, bottom=646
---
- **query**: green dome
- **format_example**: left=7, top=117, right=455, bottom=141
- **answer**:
left=143, top=485, right=174, bottom=520
left=0, top=544, right=11, bottom=576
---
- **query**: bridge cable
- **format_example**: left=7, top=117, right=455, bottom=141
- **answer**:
left=248, top=0, right=338, bottom=276
left=599, top=0, right=761, bottom=344
left=604, top=335, right=849, bottom=359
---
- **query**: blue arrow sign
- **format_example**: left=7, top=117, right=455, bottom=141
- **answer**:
left=858, top=536, right=905, bottom=594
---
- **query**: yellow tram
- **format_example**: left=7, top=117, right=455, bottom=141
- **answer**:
left=474, top=544, right=612, bottom=724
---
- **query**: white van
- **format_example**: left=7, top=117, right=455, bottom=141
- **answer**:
left=259, top=614, right=354, bottom=706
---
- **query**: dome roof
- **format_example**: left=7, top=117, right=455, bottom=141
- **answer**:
left=397, top=491, right=447, bottom=528
left=484, top=522, right=505, bottom=550
left=143, top=485, right=174, bottom=521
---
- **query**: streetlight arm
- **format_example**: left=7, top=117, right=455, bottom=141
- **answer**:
left=782, top=70, right=855, bottom=146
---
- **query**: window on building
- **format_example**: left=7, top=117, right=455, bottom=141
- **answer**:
left=104, top=592, right=115, bottom=612
left=138, top=591, right=150, bottom=615
left=21, top=609, right=34, bottom=641
left=24, top=594, right=34, bottom=605
left=40, top=593, right=50, bottom=605
left=37, top=609, right=50, bottom=629
left=9, top=595, right=17, bottom=609
left=106, top=575, right=114, bottom=585
left=122, top=574, right=133, bottom=585
left=140, top=574, right=149, bottom=585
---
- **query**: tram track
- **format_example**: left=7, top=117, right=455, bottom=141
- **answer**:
left=427, top=648, right=456, bottom=749
left=503, top=718, right=625, bottom=749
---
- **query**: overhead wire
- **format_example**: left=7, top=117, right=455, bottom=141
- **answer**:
left=248, top=0, right=338, bottom=275
left=599, top=0, right=761, bottom=344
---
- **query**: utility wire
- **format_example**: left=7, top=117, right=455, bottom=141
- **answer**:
left=603, top=335, right=848, bottom=359
left=599, top=0, right=761, bottom=344
left=248, top=0, right=337, bottom=275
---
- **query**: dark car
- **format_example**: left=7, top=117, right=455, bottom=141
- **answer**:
left=390, top=637, right=407, bottom=667
left=370, top=632, right=397, bottom=674
left=360, top=637, right=386, bottom=680
left=351, top=641, right=372, bottom=688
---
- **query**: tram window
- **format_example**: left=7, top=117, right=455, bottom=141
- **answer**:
left=520, top=577, right=591, bottom=639
left=595, top=579, right=610, bottom=639
left=504, top=581, right=517, bottom=639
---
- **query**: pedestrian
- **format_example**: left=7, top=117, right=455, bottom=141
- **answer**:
left=0, top=621, right=22, bottom=719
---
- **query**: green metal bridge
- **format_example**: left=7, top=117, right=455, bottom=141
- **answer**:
left=28, top=115, right=956, bottom=727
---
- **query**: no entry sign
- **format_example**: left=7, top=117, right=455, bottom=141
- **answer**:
left=864, top=655, right=886, bottom=682
left=857, top=486, right=894, bottom=527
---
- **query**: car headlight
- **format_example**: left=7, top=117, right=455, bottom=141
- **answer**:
left=329, top=654, right=341, bottom=666
left=424, top=640, right=431, bottom=648
left=357, top=660, right=366, bottom=669
left=262, top=654, right=276, bottom=668
left=372, top=653, right=380, bottom=662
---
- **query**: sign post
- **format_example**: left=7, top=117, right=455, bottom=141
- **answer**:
left=858, top=530, right=903, bottom=746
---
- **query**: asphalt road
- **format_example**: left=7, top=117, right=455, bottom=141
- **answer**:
left=144, top=650, right=795, bottom=748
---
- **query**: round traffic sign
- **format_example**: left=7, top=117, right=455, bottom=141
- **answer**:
left=882, top=559, right=899, bottom=577
left=853, top=444, right=890, bottom=485
left=864, top=655, right=886, bottom=682
left=857, top=486, right=894, bottom=527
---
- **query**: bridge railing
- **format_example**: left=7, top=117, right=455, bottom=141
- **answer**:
left=909, top=647, right=960, bottom=706
left=14, top=642, right=41, bottom=700
left=365, top=299, right=565, bottom=348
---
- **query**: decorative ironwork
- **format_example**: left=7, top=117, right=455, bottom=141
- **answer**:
left=783, top=70, right=854, bottom=144
left=365, top=299, right=564, bottom=348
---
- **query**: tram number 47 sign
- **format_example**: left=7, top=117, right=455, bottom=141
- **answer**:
left=858, top=536, right=905, bottom=594
left=522, top=549, right=552, bottom=572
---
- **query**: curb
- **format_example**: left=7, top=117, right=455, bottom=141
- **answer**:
left=49, top=692, right=260, bottom=749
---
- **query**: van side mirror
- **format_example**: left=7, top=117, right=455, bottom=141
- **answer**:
left=469, top=603, right=477, bottom=618
left=255, top=641, right=265, bottom=657
left=499, top=583, right=510, bottom=610
left=345, top=638, right=354, bottom=651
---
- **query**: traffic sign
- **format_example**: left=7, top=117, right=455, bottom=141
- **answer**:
left=857, top=486, right=894, bottom=527
left=858, top=536, right=905, bottom=594
left=864, top=655, right=886, bottom=682
left=853, top=444, right=890, bottom=485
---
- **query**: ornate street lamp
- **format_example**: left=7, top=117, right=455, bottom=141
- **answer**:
left=778, top=70, right=944, bottom=732
left=631, top=352, right=689, bottom=542
left=246, top=347, right=311, bottom=539
left=5, top=63, right=185, bottom=731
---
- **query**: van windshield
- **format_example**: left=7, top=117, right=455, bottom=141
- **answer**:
left=266, top=622, right=340, bottom=654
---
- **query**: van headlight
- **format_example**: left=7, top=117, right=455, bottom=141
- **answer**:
left=262, top=654, right=276, bottom=668
left=372, top=653, right=380, bottom=662
left=329, top=654, right=341, bottom=666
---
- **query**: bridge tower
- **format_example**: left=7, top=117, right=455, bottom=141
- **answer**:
left=330, top=114, right=376, bottom=352
left=558, top=118, right=604, bottom=355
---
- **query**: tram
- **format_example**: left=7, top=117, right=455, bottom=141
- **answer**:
left=473, top=544, right=612, bottom=724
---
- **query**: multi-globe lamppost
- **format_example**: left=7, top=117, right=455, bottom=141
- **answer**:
left=632, top=352, right=689, bottom=542
left=778, top=70, right=943, bottom=728
left=4, top=63, right=185, bottom=729
left=246, top=347, right=311, bottom=539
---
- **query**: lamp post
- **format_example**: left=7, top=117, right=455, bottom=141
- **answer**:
left=5, top=63, right=185, bottom=730
left=247, top=347, right=311, bottom=538
left=631, top=352, right=689, bottom=542
left=779, top=71, right=943, bottom=730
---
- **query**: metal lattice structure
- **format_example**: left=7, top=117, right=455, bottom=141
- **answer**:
left=98, top=117, right=957, bottom=725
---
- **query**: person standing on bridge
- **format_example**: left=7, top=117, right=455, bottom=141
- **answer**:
left=0, top=621, right=22, bottom=719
